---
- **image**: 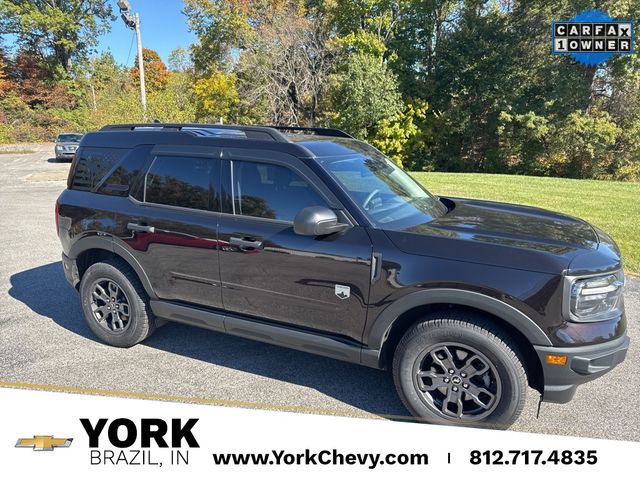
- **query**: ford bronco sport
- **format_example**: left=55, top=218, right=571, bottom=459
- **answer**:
left=56, top=123, right=630, bottom=427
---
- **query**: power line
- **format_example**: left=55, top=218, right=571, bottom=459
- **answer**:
left=125, top=29, right=135, bottom=66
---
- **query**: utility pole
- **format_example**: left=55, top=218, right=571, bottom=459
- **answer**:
left=117, top=0, right=147, bottom=121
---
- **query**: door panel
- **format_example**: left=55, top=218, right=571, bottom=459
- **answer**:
left=217, top=156, right=372, bottom=341
left=123, top=204, right=222, bottom=308
left=218, top=216, right=372, bottom=340
left=115, top=151, right=223, bottom=309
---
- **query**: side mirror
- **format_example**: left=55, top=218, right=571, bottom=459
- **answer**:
left=293, top=206, right=349, bottom=236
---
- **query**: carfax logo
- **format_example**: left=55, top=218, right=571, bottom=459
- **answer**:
left=552, top=9, right=634, bottom=66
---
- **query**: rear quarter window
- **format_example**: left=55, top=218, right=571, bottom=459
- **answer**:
left=96, top=145, right=151, bottom=197
left=69, top=147, right=128, bottom=191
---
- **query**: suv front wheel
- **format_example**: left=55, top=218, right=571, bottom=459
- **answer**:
left=79, top=259, right=157, bottom=347
left=393, top=312, right=527, bottom=428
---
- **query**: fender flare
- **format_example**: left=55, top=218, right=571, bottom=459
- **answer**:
left=68, top=235, right=157, bottom=300
left=366, top=288, right=552, bottom=351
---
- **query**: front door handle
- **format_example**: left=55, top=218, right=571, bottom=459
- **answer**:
left=127, top=222, right=155, bottom=233
left=230, top=236, right=263, bottom=250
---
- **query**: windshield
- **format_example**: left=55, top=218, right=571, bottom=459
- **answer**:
left=57, top=134, right=82, bottom=143
left=318, top=148, right=447, bottom=229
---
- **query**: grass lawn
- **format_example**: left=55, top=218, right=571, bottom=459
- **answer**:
left=411, top=172, right=640, bottom=276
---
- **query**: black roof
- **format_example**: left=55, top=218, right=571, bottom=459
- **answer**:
left=80, top=123, right=358, bottom=159
left=100, top=123, right=352, bottom=141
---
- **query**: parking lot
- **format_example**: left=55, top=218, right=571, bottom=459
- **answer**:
left=0, top=144, right=638, bottom=441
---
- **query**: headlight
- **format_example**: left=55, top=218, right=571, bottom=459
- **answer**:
left=567, top=271, right=625, bottom=322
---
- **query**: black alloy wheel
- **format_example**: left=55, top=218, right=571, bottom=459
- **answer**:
left=412, top=342, right=501, bottom=420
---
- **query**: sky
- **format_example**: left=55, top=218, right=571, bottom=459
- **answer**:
left=98, top=0, right=196, bottom=67
left=1, top=0, right=196, bottom=67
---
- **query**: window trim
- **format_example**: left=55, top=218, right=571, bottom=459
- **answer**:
left=127, top=194, right=221, bottom=219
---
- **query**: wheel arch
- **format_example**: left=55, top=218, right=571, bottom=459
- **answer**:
left=365, top=289, right=549, bottom=394
left=70, top=236, right=157, bottom=300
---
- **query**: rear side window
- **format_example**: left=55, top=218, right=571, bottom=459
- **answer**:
left=144, top=155, right=217, bottom=211
left=70, top=147, right=127, bottom=191
left=97, top=145, right=151, bottom=197
left=231, top=160, right=327, bottom=221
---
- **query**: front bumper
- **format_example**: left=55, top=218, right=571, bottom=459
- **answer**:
left=535, top=334, right=630, bottom=403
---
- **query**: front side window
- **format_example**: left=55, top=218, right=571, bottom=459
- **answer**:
left=318, top=148, right=447, bottom=229
left=232, top=160, right=327, bottom=221
left=144, top=155, right=216, bottom=211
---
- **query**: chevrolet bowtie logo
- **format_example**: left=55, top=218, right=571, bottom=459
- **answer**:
left=15, top=436, right=73, bottom=451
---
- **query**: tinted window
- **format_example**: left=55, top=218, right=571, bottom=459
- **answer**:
left=71, top=147, right=127, bottom=191
left=144, top=155, right=216, bottom=211
left=232, top=160, right=326, bottom=221
left=97, top=145, right=151, bottom=197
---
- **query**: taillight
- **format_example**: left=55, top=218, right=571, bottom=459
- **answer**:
left=55, top=201, right=60, bottom=236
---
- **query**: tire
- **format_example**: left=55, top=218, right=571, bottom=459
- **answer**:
left=392, top=311, right=527, bottom=429
left=79, top=258, right=157, bottom=347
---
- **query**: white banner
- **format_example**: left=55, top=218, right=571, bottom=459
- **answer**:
left=0, top=387, right=637, bottom=479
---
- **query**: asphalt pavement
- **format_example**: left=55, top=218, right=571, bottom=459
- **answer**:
left=0, top=145, right=638, bottom=441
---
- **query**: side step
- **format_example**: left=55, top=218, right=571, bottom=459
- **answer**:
left=150, top=300, right=378, bottom=367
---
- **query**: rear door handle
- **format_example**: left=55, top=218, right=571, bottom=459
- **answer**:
left=127, top=222, right=155, bottom=233
left=230, top=236, right=263, bottom=250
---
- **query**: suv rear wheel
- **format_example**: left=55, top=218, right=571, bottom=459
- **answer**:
left=79, top=259, right=157, bottom=347
left=392, top=312, right=527, bottom=428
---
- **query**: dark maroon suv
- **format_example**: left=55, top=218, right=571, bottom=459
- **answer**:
left=56, top=123, right=629, bottom=428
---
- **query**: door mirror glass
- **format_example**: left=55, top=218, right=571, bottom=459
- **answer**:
left=293, top=206, right=348, bottom=236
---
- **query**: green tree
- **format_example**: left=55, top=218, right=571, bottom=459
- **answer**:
left=326, top=52, right=403, bottom=138
left=0, top=0, right=114, bottom=74
left=148, top=72, right=197, bottom=124
left=193, top=70, right=240, bottom=122
left=550, top=110, right=621, bottom=179
left=183, top=0, right=254, bottom=73
left=168, top=48, right=194, bottom=73
left=370, top=100, right=429, bottom=167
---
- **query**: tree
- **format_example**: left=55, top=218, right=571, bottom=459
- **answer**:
left=327, top=52, right=403, bottom=139
left=185, top=1, right=335, bottom=125
left=0, top=45, right=12, bottom=98
left=7, top=50, right=74, bottom=109
left=148, top=72, right=197, bottom=123
left=183, top=0, right=254, bottom=73
left=235, top=3, right=334, bottom=125
left=0, top=0, right=114, bottom=74
left=168, top=48, right=194, bottom=73
left=193, top=70, right=240, bottom=122
left=131, top=48, right=169, bottom=93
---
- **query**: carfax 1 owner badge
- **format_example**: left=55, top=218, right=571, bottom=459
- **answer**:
left=552, top=9, right=634, bottom=66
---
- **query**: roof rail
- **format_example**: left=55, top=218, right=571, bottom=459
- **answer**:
left=100, top=123, right=290, bottom=142
left=266, top=125, right=353, bottom=138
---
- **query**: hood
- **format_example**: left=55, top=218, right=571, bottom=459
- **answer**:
left=384, top=197, right=603, bottom=274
